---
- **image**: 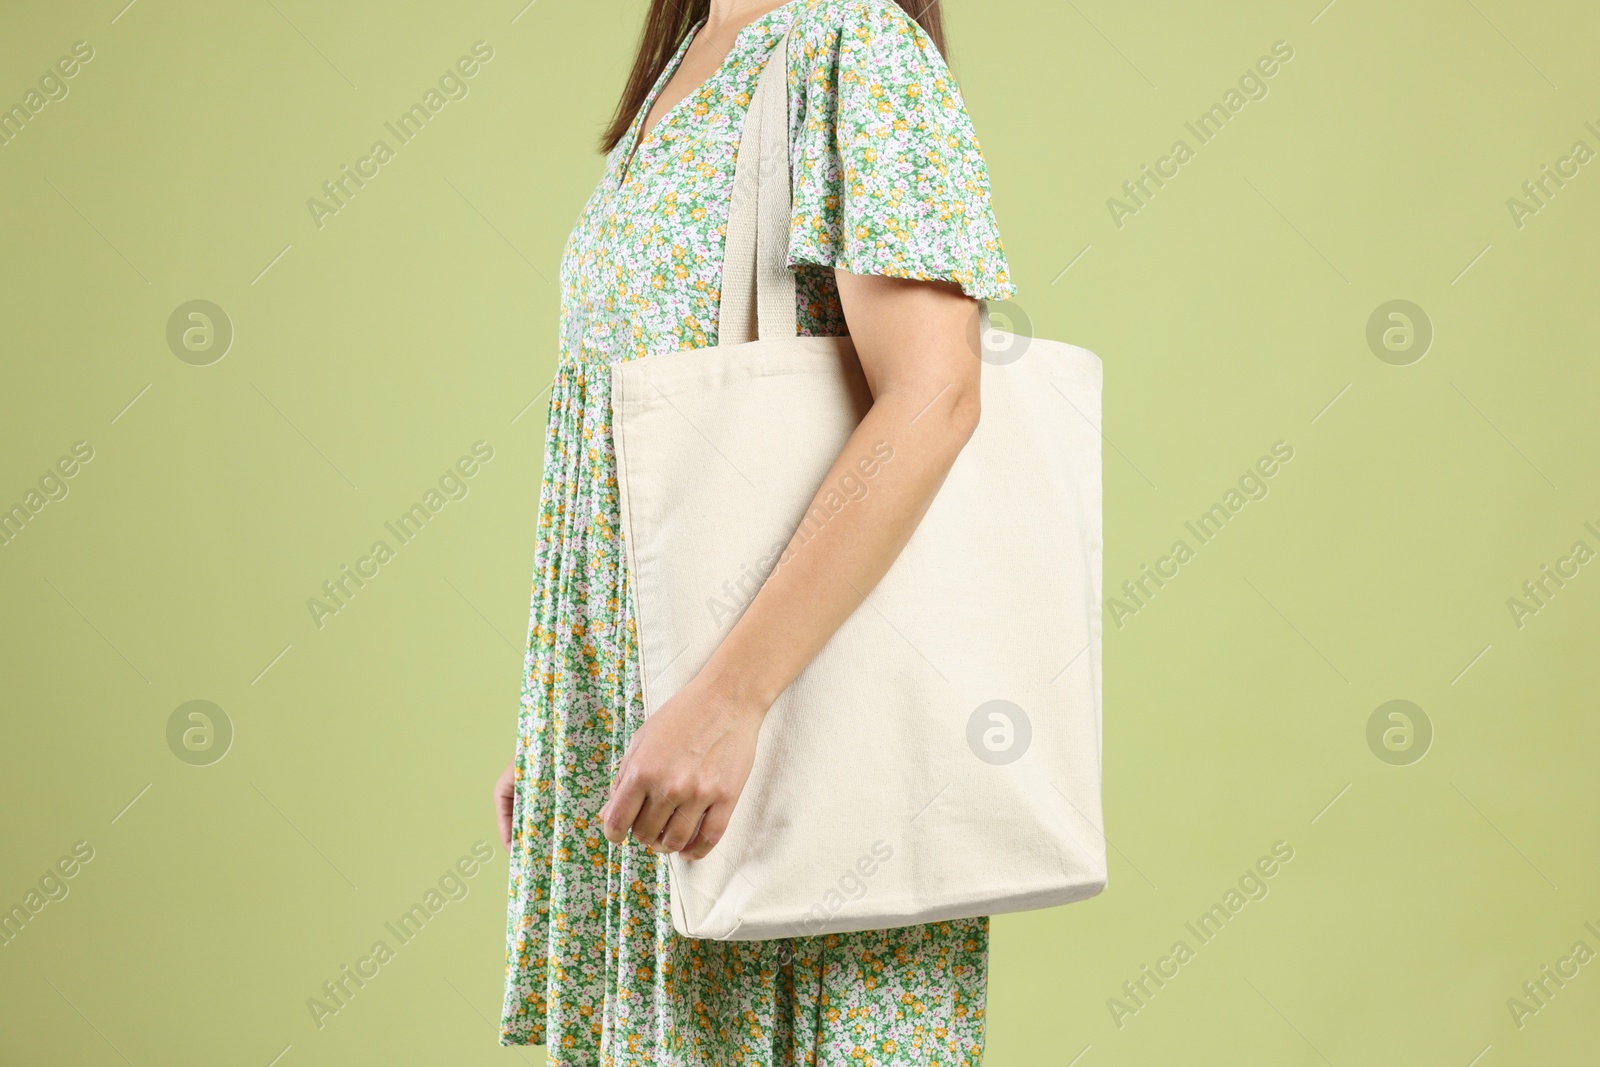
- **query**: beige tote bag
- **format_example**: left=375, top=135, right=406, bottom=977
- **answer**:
left=611, top=29, right=1105, bottom=941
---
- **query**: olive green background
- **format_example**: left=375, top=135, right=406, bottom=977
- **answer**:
left=3, top=0, right=1598, bottom=1063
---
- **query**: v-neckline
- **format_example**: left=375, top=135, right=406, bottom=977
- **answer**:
left=617, top=0, right=798, bottom=183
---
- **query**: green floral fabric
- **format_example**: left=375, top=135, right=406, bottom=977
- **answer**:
left=501, top=2, right=1015, bottom=1063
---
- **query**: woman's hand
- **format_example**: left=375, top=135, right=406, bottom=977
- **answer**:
left=599, top=674, right=765, bottom=859
left=494, top=755, right=516, bottom=852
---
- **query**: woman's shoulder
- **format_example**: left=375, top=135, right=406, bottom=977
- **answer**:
left=776, top=0, right=1016, bottom=303
left=779, top=0, right=975, bottom=135
left=783, top=0, right=937, bottom=58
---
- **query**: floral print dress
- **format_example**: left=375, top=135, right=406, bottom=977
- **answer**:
left=501, top=1, right=1016, bottom=1063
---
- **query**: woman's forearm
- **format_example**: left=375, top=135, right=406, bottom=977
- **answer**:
left=697, top=275, right=982, bottom=715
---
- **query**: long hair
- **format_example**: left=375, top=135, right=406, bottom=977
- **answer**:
left=598, top=0, right=946, bottom=152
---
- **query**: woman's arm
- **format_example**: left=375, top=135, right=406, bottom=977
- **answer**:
left=599, top=271, right=983, bottom=858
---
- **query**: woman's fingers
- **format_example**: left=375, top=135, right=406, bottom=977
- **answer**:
left=631, top=792, right=678, bottom=851
left=608, top=744, right=635, bottom=803
left=600, top=774, right=646, bottom=844
left=494, top=757, right=516, bottom=853
left=657, top=805, right=704, bottom=854
left=681, top=801, right=732, bottom=860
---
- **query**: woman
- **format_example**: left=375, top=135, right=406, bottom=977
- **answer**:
left=494, top=0, right=1015, bottom=1061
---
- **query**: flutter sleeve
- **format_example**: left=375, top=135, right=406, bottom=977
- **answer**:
left=785, top=0, right=1017, bottom=302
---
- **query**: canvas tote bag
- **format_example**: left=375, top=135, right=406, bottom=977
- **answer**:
left=610, top=28, right=1105, bottom=941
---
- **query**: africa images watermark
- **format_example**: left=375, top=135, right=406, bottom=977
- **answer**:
left=1107, top=840, right=1296, bottom=1029
left=0, top=40, right=95, bottom=149
left=795, top=839, right=895, bottom=937
left=768, top=839, right=897, bottom=957
left=0, top=440, right=95, bottom=549
left=1504, top=519, right=1600, bottom=630
left=305, top=840, right=496, bottom=1029
left=306, top=41, right=495, bottom=229
left=1107, top=440, right=1296, bottom=629
left=1505, top=119, right=1600, bottom=231
left=1107, top=40, right=1296, bottom=228
left=0, top=840, right=97, bottom=948
left=703, top=439, right=896, bottom=628
left=306, top=440, right=495, bottom=628
left=1505, top=915, right=1600, bottom=1029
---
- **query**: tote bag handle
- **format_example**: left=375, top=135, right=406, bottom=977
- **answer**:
left=715, top=31, right=799, bottom=347
left=714, top=30, right=994, bottom=348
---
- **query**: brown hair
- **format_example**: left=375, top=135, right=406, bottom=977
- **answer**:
left=598, top=0, right=946, bottom=152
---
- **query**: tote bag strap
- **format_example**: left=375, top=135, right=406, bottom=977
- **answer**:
left=717, top=30, right=798, bottom=347
left=719, top=32, right=995, bottom=350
